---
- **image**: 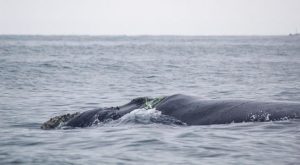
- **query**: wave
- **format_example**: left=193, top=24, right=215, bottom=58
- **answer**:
left=111, top=108, right=186, bottom=126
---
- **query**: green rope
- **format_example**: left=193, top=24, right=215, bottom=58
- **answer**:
left=144, top=97, right=165, bottom=109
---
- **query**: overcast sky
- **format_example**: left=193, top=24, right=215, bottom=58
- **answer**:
left=0, top=0, right=300, bottom=35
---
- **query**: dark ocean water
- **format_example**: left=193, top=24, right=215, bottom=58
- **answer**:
left=0, top=35, right=300, bottom=164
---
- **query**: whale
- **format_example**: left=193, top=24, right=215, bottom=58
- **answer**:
left=41, top=94, right=300, bottom=129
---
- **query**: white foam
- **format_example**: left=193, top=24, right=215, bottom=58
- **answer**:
left=116, top=108, right=162, bottom=124
left=249, top=113, right=271, bottom=122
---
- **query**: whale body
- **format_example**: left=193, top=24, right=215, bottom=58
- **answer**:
left=41, top=94, right=300, bottom=129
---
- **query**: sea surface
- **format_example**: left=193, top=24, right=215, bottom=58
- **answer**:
left=0, top=35, right=300, bottom=164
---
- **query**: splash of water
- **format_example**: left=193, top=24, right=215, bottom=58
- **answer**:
left=109, top=108, right=186, bottom=126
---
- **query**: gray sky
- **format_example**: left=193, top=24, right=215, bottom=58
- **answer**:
left=0, top=0, right=300, bottom=35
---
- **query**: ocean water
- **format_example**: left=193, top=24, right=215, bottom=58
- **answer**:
left=0, top=35, right=300, bottom=164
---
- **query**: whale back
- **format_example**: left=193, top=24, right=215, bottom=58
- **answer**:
left=155, top=94, right=300, bottom=125
left=42, top=94, right=300, bottom=129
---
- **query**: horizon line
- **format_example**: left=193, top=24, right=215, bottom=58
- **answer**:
left=0, top=33, right=292, bottom=37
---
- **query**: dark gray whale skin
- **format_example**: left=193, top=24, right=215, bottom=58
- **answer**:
left=156, top=94, right=300, bottom=125
left=41, top=94, right=300, bottom=129
left=65, top=97, right=147, bottom=127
